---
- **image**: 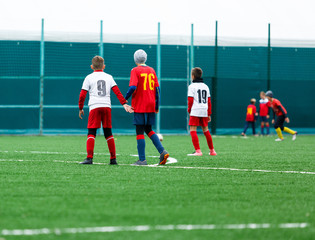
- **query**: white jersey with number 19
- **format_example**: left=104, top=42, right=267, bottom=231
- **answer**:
left=81, top=71, right=117, bottom=111
left=188, top=82, right=211, bottom=117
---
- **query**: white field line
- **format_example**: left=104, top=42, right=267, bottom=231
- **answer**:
left=0, top=223, right=309, bottom=236
left=166, top=166, right=315, bottom=175
left=0, top=150, right=114, bottom=156
left=1, top=158, right=315, bottom=175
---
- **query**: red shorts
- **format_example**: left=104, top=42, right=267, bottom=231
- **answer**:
left=88, top=107, right=112, bottom=129
left=189, top=116, right=209, bottom=127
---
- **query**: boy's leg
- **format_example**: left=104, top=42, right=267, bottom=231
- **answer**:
left=252, top=122, right=256, bottom=135
left=266, top=122, right=270, bottom=135
left=242, top=121, right=249, bottom=134
left=274, top=116, right=284, bottom=141
left=144, top=125, right=164, bottom=154
left=80, top=128, right=97, bottom=164
left=136, top=125, right=146, bottom=161
left=283, top=127, right=296, bottom=135
left=202, top=125, right=217, bottom=156
left=260, top=119, right=265, bottom=135
left=189, top=126, right=202, bottom=155
left=103, top=128, right=117, bottom=164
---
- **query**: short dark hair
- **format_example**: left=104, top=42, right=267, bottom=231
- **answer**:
left=192, top=67, right=203, bottom=79
left=92, top=56, right=104, bottom=70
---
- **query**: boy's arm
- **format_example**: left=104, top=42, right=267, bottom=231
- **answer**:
left=187, top=97, right=194, bottom=114
left=155, top=86, right=160, bottom=113
left=78, top=89, right=88, bottom=110
left=112, top=85, right=127, bottom=105
left=207, top=97, right=212, bottom=116
left=277, top=105, right=287, bottom=118
left=125, top=86, right=137, bottom=100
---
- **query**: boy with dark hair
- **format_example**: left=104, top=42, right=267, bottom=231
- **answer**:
left=258, top=91, right=270, bottom=135
left=125, top=49, right=169, bottom=165
left=187, top=67, right=216, bottom=156
left=78, top=56, right=132, bottom=165
left=241, top=98, right=257, bottom=136
left=265, top=90, right=297, bottom=141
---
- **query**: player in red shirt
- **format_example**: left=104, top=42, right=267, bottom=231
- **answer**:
left=265, top=91, right=297, bottom=141
left=258, top=91, right=270, bottom=135
left=241, top=98, right=257, bottom=136
left=125, top=49, right=169, bottom=165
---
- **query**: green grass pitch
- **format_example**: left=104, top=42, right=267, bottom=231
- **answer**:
left=0, top=134, right=314, bottom=239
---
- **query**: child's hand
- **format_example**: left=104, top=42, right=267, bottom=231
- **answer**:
left=208, top=116, right=211, bottom=122
left=285, top=117, right=290, bottom=123
left=79, top=110, right=84, bottom=119
left=267, top=115, right=270, bottom=119
left=272, top=119, right=275, bottom=124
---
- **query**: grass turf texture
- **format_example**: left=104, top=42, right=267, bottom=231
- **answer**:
left=0, top=135, right=314, bottom=240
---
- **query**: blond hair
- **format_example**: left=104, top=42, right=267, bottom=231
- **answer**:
left=92, top=56, right=104, bottom=70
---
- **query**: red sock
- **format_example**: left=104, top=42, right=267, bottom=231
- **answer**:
left=86, top=134, right=95, bottom=159
left=204, top=130, right=214, bottom=149
left=106, top=136, right=116, bottom=159
left=190, top=131, right=200, bottom=150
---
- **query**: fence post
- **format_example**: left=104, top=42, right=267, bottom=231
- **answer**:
left=99, top=20, right=104, bottom=58
left=267, top=23, right=271, bottom=90
left=156, top=22, right=161, bottom=133
left=211, top=20, right=218, bottom=135
left=39, top=18, right=45, bottom=135
left=190, top=23, right=194, bottom=74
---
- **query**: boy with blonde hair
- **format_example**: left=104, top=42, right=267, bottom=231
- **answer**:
left=187, top=67, right=216, bottom=156
left=258, top=91, right=270, bottom=135
left=78, top=56, right=132, bottom=165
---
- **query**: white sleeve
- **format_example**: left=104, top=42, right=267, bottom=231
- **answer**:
left=82, top=77, right=90, bottom=91
left=110, top=76, right=117, bottom=88
left=207, top=87, right=211, bottom=97
left=188, top=85, right=194, bottom=97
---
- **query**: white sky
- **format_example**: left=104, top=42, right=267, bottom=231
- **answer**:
left=0, top=0, right=315, bottom=39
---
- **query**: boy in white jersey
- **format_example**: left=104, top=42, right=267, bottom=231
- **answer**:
left=187, top=67, right=217, bottom=156
left=78, top=56, right=132, bottom=165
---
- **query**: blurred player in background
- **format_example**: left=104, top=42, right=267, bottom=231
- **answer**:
left=258, top=91, right=270, bottom=135
left=265, top=91, right=297, bottom=141
left=125, top=49, right=169, bottom=165
left=78, top=56, right=132, bottom=165
left=241, top=98, right=257, bottom=136
left=187, top=67, right=217, bottom=156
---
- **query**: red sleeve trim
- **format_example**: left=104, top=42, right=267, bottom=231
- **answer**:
left=79, top=89, right=88, bottom=110
left=188, top=97, right=194, bottom=113
left=208, top=97, right=212, bottom=116
left=112, top=85, right=127, bottom=105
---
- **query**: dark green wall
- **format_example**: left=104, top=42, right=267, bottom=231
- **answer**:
left=1, top=40, right=315, bottom=134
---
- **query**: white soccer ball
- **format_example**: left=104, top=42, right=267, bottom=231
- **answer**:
left=157, top=133, right=163, bottom=141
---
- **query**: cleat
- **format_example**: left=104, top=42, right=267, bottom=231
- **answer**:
left=80, top=158, right=93, bottom=164
left=159, top=150, right=169, bottom=165
left=292, top=132, right=297, bottom=141
left=110, top=159, right=117, bottom=165
left=275, top=138, right=284, bottom=142
left=187, top=150, right=203, bottom=156
left=131, top=160, right=148, bottom=166
left=209, top=149, right=217, bottom=156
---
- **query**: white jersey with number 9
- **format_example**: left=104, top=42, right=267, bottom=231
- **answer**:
left=188, top=82, right=210, bottom=117
left=82, top=71, right=117, bottom=111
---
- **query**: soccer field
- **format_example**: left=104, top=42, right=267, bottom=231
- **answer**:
left=0, top=135, right=314, bottom=240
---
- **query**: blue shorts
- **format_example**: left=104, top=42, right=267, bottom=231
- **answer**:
left=260, top=116, right=268, bottom=122
left=133, top=113, right=156, bottom=125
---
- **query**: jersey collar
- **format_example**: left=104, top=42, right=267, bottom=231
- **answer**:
left=94, top=70, right=103, bottom=72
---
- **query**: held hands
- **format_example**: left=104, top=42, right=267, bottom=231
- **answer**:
left=123, top=104, right=134, bottom=113
left=79, top=109, right=84, bottom=119
left=285, top=117, right=290, bottom=123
